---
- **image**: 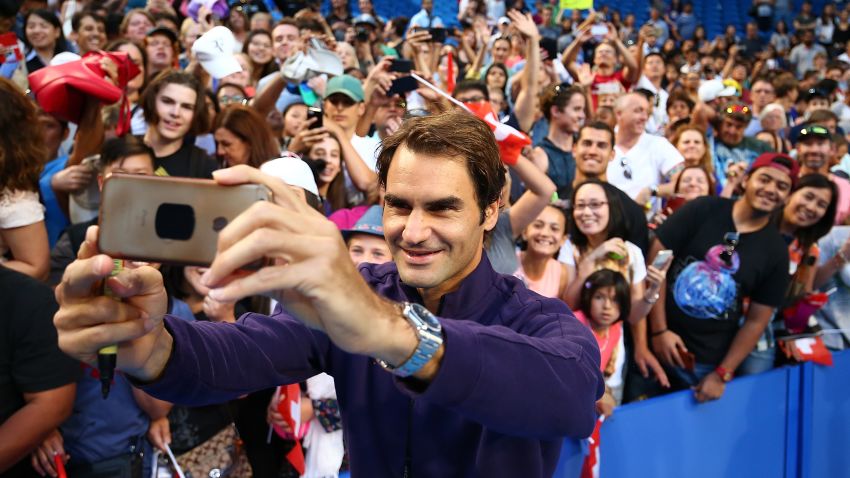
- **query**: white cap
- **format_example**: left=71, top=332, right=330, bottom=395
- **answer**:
left=50, top=51, right=81, bottom=66
left=192, top=26, right=242, bottom=79
left=498, top=16, right=511, bottom=25
left=698, top=78, right=738, bottom=103
left=260, top=155, right=319, bottom=197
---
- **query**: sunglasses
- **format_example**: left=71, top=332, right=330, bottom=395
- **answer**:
left=723, top=104, right=751, bottom=116
left=620, top=157, right=633, bottom=180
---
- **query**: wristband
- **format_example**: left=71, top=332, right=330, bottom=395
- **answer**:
left=715, top=366, right=734, bottom=383
left=651, top=328, right=668, bottom=337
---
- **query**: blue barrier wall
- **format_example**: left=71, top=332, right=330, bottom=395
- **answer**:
left=805, top=351, right=850, bottom=478
left=555, top=350, right=850, bottom=478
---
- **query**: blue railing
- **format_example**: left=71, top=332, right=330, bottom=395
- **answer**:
left=555, top=350, right=850, bottom=478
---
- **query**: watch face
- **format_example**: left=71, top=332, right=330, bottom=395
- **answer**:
left=407, top=302, right=441, bottom=328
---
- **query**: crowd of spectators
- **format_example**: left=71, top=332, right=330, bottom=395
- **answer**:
left=3, top=0, right=850, bottom=475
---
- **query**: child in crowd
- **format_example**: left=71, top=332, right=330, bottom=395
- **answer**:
left=515, top=203, right=569, bottom=298
left=575, top=269, right=631, bottom=415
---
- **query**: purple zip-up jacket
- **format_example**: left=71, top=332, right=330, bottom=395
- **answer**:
left=141, top=253, right=603, bottom=477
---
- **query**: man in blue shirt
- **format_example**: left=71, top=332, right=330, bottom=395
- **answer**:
left=53, top=110, right=603, bottom=477
left=409, top=0, right=443, bottom=29
left=674, top=3, right=697, bottom=40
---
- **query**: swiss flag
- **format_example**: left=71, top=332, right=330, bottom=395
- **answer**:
left=464, top=100, right=531, bottom=166
left=274, top=384, right=306, bottom=474
left=580, top=416, right=605, bottom=478
left=793, top=336, right=834, bottom=366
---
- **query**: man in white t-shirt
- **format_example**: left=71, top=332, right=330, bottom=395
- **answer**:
left=607, top=93, right=684, bottom=208
left=636, top=53, right=669, bottom=136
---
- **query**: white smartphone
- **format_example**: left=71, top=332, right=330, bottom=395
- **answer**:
left=590, top=24, right=609, bottom=39
left=652, top=250, right=673, bottom=269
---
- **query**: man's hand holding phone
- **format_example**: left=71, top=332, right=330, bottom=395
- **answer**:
left=53, top=225, right=172, bottom=381
left=54, top=166, right=418, bottom=383
left=288, top=117, right=329, bottom=154
left=198, top=166, right=414, bottom=362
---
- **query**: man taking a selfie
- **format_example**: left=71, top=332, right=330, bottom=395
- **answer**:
left=53, top=111, right=603, bottom=477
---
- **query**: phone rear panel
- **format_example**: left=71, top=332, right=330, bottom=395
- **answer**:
left=98, top=174, right=271, bottom=266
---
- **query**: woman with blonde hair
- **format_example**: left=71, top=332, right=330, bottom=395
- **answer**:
left=178, top=17, right=201, bottom=68
left=637, top=124, right=713, bottom=207
left=670, top=124, right=713, bottom=175
left=119, top=8, right=154, bottom=45
left=336, top=41, right=361, bottom=71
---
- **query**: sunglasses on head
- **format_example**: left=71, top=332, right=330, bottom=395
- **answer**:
left=799, top=124, right=830, bottom=138
left=723, top=104, right=751, bottom=116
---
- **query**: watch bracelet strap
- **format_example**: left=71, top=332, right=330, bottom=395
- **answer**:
left=377, top=303, right=443, bottom=378
left=378, top=328, right=442, bottom=377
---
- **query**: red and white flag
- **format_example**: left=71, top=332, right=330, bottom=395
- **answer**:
left=273, top=383, right=306, bottom=474
left=410, top=72, right=531, bottom=166
left=581, top=416, right=605, bottom=478
left=793, top=336, right=834, bottom=366
left=463, top=100, right=531, bottom=166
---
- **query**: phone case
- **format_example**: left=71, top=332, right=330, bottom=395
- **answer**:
left=307, top=106, right=323, bottom=129
left=98, top=174, right=271, bottom=266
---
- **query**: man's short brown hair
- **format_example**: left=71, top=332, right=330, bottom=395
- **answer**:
left=141, top=69, right=210, bottom=136
left=376, top=111, right=505, bottom=224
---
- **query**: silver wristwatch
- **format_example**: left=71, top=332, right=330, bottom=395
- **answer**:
left=377, top=302, right=443, bottom=378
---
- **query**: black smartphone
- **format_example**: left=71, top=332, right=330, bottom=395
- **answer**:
left=389, top=58, right=412, bottom=74
left=429, top=27, right=447, bottom=43
left=387, top=76, right=418, bottom=96
left=307, top=106, right=323, bottom=129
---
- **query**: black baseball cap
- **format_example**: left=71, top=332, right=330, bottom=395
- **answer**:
left=798, top=124, right=831, bottom=141
left=802, top=87, right=828, bottom=103
left=146, top=26, right=178, bottom=44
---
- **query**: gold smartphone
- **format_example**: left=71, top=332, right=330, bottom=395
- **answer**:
left=98, top=174, right=271, bottom=266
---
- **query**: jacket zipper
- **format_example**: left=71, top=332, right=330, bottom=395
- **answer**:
left=403, top=398, right=414, bottom=478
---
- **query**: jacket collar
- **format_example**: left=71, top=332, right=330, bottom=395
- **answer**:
left=398, top=251, right=501, bottom=319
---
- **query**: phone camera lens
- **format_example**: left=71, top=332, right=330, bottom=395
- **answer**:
left=212, top=217, right=228, bottom=232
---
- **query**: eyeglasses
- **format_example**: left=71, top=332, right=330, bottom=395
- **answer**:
left=718, top=232, right=739, bottom=267
left=620, top=157, right=633, bottom=180
left=573, top=200, right=608, bottom=211
left=219, top=95, right=247, bottom=106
